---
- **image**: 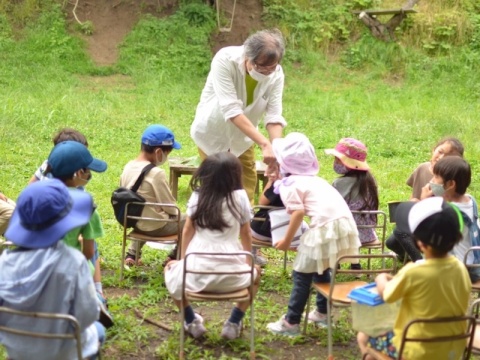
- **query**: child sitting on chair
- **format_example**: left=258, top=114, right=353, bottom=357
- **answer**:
left=0, top=180, right=105, bottom=360
left=425, top=156, right=480, bottom=282
left=266, top=132, right=360, bottom=335
left=325, top=137, right=379, bottom=270
left=164, top=152, right=261, bottom=340
left=357, top=197, right=471, bottom=359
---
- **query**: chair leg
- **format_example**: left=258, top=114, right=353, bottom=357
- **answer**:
left=120, top=236, right=127, bottom=281
left=283, top=250, right=287, bottom=272
left=250, top=299, right=255, bottom=360
left=327, top=298, right=333, bottom=359
left=303, top=289, right=311, bottom=335
left=179, top=301, right=185, bottom=359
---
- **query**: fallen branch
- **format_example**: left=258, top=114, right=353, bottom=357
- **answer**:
left=72, top=0, right=84, bottom=26
left=134, top=309, right=173, bottom=331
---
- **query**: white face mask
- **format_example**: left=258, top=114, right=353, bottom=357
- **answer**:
left=156, top=150, right=167, bottom=166
left=248, top=67, right=272, bottom=82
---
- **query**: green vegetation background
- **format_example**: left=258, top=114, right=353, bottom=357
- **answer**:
left=0, top=0, right=479, bottom=358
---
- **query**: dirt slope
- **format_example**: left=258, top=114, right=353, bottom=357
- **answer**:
left=65, top=0, right=263, bottom=65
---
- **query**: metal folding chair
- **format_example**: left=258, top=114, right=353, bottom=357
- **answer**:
left=364, top=316, right=476, bottom=359
left=120, top=202, right=182, bottom=280
left=464, top=246, right=480, bottom=293
left=251, top=205, right=290, bottom=271
left=179, top=252, right=256, bottom=360
left=0, top=306, right=85, bottom=360
left=304, top=253, right=397, bottom=360
left=351, top=210, right=387, bottom=269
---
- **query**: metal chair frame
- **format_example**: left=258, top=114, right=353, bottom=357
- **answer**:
left=251, top=205, right=298, bottom=272
left=0, top=306, right=84, bottom=359
left=364, top=316, right=476, bottom=359
left=179, top=252, right=256, bottom=360
left=304, top=253, right=397, bottom=360
left=120, top=201, right=182, bottom=280
left=351, top=210, right=387, bottom=269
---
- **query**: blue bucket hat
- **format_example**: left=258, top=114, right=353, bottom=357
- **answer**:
left=141, top=125, right=181, bottom=149
left=5, top=180, right=93, bottom=249
left=48, top=141, right=107, bottom=178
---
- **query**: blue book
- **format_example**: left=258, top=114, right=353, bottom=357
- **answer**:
left=347, top=283, right=384, bottom=306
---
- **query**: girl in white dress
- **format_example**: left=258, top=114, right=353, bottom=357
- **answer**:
left=164, top=152, right=260, bottom=340
left=266, top=132, right=360, bottom=336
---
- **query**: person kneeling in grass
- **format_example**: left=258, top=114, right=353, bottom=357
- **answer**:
left=357, top=197, right=471, bottom=359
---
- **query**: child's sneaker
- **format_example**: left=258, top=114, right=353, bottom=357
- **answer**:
left=184, top=313, right=207, bottom=339
left=221, top=320, right=242, bottom=340
left=307, top=310, right=328, bottom=328
left=266, top=315, right=300, bottom=337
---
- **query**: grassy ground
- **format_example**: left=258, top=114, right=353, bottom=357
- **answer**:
left=1, top=2, right=480, bottom=359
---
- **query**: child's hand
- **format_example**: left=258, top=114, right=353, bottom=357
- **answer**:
left=275, top=238, right=290, bottom=251
left=420, top=183, right=434, bottom=200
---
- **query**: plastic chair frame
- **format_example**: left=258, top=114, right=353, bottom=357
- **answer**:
left=251, top=205, right=297, bottom=272
left=120, top=201, right=182, bottom=280
left=304, top=253, right=397, bottom=360
left=364, top=316, right=476, bottom=359
left=0, top=306, right=84, bottom=360
left=351, top=210, right=387, bottom=269
left=179, top=252, right=256, bottom=360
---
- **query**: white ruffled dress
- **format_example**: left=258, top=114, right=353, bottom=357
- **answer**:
left=276, top=175, right=361, bottom=274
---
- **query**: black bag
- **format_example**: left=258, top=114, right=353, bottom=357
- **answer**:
left=111, top=164, right=155, bottom=228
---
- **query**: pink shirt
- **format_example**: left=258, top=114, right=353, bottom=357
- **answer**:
left=277, top=175, right=353, bottom=228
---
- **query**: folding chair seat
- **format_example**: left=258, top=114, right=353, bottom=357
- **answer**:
left=351, top=210, right=387, bottom=269
left=464, top=246, right=480, bottom=293
left=364, top=316, right=476, bottom=359
left=120, top=202, right=182, bottom=280
left=304, top=253, right=397, bottom=360
left=251, top=205, right=289, bottom=271
left=179, top=252, right=256, bottom=360
left=0, top=306, right=88, bottom=360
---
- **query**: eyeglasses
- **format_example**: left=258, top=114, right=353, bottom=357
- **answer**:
left=253, top=61, right=278, bottom=75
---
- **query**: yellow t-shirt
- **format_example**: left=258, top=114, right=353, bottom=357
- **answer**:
left=383, top=256, right=471, bottom=360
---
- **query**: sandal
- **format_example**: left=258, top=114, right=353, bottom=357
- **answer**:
left=124, top=254, right=143, bottom=266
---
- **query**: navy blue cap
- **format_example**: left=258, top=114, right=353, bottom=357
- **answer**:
left=48, top=141, right=107, bottom=178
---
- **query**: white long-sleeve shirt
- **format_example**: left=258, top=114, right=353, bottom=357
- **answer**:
left=191, top=45, right=287, bottom=157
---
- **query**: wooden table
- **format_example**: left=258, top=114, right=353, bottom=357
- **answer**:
left=168, top=158, right=267, bottom=200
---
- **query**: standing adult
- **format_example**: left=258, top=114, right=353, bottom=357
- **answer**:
left=191, top=28, right=287, bottom=203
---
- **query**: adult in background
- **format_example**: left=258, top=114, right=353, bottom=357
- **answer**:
left=191, top=28, right=287, bottom=203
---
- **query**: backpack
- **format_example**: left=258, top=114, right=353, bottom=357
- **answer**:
left=111, top=164, right=156, bottom=228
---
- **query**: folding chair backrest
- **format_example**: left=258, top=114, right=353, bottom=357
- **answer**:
left=398, top=316, right=476, bottom=360
left=0, top=306, right=83, bottom=360
left=120, top=202, right=182, bottom=280
left=350, top=210, right=387, bottom=244
left=469, top=298, right=480, bottom=355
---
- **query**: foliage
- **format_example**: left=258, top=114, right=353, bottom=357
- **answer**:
left=117, top=1, right=215, bottom=80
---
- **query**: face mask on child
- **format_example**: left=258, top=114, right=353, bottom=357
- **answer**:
left=75, top=170, right=91, bottom=186
left=334, top=162, right=349, bottom=175
left=156, top=150, right=167, bottom=166
left=429, top=182, right=445, bottom=197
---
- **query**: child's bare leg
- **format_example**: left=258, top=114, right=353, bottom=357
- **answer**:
left=236, top=265, right=261, bottom=312
left=357, top=332, right=373, bottom=359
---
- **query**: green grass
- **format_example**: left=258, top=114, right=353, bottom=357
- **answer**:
left=1, top=1, right=480, bottom=359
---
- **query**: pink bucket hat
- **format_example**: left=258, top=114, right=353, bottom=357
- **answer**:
left=272, top=133, right=319, bottom=176
left=325, top=138, right=370, bottom=171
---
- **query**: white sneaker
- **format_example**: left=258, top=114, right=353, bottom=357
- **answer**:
left=221, top=320, right=242, bottom=340
left=307, top=310, right=328, bottom=328
left=266, top=315, right=300, bottom=337
left=184, top=313, right=207, bottom=338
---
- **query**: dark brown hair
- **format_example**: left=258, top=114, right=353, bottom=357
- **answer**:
left=53, top=128, right=88, bottom=147
left=434, top=137, right=464, bottom=157
left=433, top=156, right=471, bottom=195
left=189, top=152, right=244, bottom=231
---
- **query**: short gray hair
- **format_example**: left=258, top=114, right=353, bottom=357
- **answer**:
left=244, top=29, right=285, bottom=64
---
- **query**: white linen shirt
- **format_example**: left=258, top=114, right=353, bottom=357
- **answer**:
left=191, top=45, right=287, bottom=157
